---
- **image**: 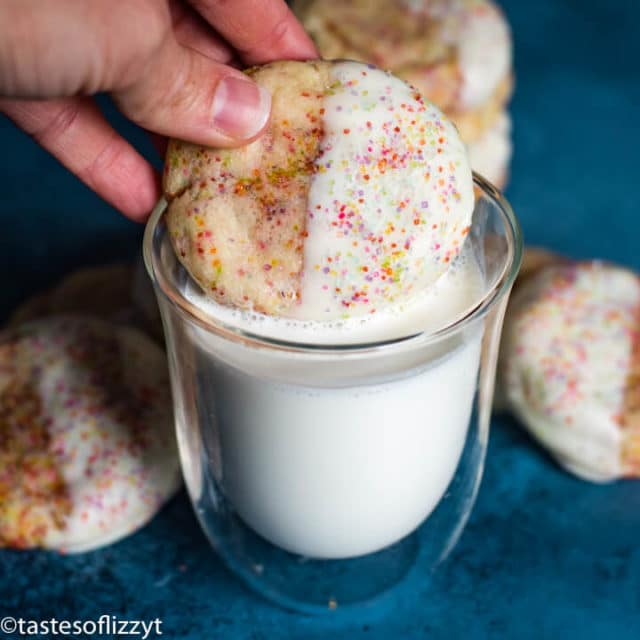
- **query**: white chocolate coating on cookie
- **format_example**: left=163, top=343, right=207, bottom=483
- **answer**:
left=299, top=0, right=512, bottom=113
left=401, top=0, right=511, bottom=108
left=454, top=1, right=511, bottom=109
left=164, top=60, right=473, bottom=320
left=500, top=262, right=640, bottom=481
left=297, top=61, right=473, bottom=318
left=0, top=317, right=180, bottom=551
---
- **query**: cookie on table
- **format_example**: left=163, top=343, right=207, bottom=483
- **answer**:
left=164, top=60, right=473, bottom=319
left=8, top=263, right=165, bottom=343
left=295, top=0, right=513, bottom=186
left=499, top=261, right=640, bottom=481
left=515, top=247, right=566, bottom=285
left=0, top=316, right=180, bottom=552
left=491, top=246, right=566, bottom=413
left=9, top=264, right=134, bottom=327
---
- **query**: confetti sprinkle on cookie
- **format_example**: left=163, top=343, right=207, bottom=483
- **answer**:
left=164, top=60, right=473, bottom=320
left=0, top=316, right=180, bottom=552
left=499, top=261, right=640, bottom=482
left=296, top=0, right=512, bottom=127
left=295, top=0, right=513, bottom=186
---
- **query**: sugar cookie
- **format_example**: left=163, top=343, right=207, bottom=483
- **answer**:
left=164, top=60, right=473, bottom=319
left=0, top=317, right=180, bottom=551
left=499, top=262, right=640, bottom=481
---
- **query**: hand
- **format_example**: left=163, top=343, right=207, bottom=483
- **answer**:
left=0, top=0, right=317, bottom=220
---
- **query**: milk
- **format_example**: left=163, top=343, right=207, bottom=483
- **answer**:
left=178, top=252, right=484, bottom=559
left=160, top=60, right=482, bottom=560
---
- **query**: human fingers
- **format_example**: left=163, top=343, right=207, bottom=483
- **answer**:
left=113, top=34, right=271, bottom=146
left=187, top=0, right=318, bottom=64
left=0, top=0, right=171, bottom=98
left=169, top=0, right=234, bottom=63
left=0, top=97, right=160, bottom=221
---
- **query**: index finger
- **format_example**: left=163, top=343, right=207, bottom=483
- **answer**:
left=188, top=0, right=317, bottom=65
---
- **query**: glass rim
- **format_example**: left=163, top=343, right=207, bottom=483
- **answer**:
left=143, top=173, right=523, bottom=355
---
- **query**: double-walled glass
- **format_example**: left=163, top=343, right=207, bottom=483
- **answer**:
left=144, top=176, right=521, bottom=614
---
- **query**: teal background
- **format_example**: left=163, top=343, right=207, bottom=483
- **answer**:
left=2, top=0, right=640, bottom=637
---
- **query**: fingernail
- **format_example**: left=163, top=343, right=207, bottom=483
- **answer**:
left=212, top=76, right=271, bottom=141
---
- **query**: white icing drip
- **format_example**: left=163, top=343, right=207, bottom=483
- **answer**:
left=39, top=322, right=180, bottom=552
left=514, top=402, right=622, bottom=482
left=297, top=61, right=473, bottom=320
left=457, top=2, right=511, bottom=109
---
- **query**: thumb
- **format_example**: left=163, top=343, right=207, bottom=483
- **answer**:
left=113, top=38, right=271, bottom=147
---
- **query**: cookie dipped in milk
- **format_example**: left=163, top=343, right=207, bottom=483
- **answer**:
left=157, top=60, right=487, bottom=559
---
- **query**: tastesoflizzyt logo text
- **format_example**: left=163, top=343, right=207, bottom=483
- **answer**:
left=0, top=614, right=162, bottom=638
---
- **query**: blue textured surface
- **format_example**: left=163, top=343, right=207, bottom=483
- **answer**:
left=2, top=0, right=640, bottom=637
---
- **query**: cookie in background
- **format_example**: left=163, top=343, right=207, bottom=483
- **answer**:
left=8, top=262, right=164, bottom=343
left=295, top=0, right=514, bottom=188
left=498, top=258, right=640, bottom=482
left=0, top=316, right=180, bottom=552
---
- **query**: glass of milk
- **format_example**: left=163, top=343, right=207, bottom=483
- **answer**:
left=144, top=176, right=521, bottom=613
